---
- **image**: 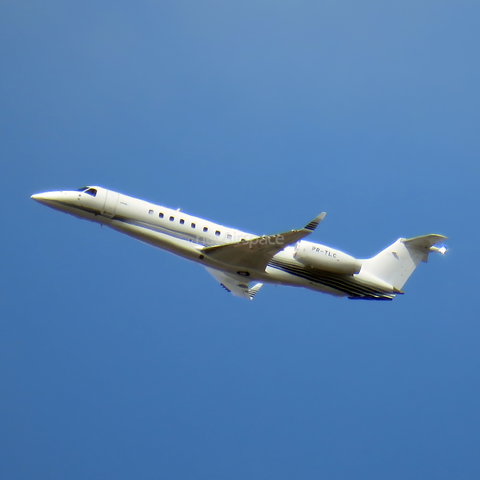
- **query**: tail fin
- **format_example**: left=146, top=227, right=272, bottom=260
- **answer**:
left=361, top=234, right=447, bottom=290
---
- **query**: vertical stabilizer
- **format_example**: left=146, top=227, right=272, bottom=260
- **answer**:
left=361, top=235, right=447, bottom=290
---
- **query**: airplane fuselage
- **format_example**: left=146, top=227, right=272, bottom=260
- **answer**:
left=32, top=186, right=446, bottom=300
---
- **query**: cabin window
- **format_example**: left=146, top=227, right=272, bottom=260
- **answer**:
left=227, top=234, right=232, bottom=240
left=203, top=227, right=208, bottom=232
left=148, top=209, right=153, bottom=215
left=191, top=223, right=196, bottom=228
left=215, top=230, right=220, bottom=236
left=85, top=188, right=97, bottom=197
left=159, top=213, right=164, bottom=218
left=180, top=219, right=185, bottom=225
left=169, top=216, right=174, bottom=221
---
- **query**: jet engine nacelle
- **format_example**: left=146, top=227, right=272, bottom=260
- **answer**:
left=294, top=240, right=362, bottom=275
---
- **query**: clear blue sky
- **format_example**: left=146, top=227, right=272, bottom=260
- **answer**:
left=1, top=1, right=479, bottom=479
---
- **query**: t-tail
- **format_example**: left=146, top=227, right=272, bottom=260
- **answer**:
left=359, top=234, right=447, bottom=293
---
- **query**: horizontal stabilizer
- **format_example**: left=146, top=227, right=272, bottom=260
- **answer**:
left=403, top=234, right=448, bottom=261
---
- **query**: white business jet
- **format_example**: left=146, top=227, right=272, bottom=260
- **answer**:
left=31, top=186, right=447, bottom=301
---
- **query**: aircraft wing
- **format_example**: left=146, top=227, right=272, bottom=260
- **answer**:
left=205, top=267, right=263, bottom=300
left=202, top=213, right=326, bottom=271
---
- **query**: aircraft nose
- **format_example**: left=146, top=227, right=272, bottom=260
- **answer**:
left=31, top=191, right=64, bottom=205
left=31, top=193, right=44, bottom=202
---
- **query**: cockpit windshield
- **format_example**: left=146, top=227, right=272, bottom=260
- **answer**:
left=76, top=186, right=97, bottom=196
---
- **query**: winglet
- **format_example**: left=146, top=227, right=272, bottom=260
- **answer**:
left=248, top=283, right=263, bottom=300
left=304, top=212, right=326, bottom=232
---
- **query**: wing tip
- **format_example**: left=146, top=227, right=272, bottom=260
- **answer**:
left=248, top=283, right=263, bottom=300
left=304, top=212, right=326, bottom=231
